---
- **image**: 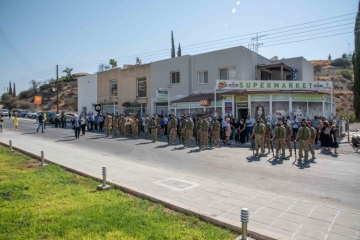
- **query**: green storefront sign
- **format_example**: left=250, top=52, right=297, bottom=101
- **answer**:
left=272, top=94, right=289, bottom=101
left=292, top=94, right=322, bottom=101
left=251, top=94, right=270, bottom=101
left=235, top=95, right=248, bottom=102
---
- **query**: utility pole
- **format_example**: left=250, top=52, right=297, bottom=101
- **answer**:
left=250, top=33, right=267, bottom=80
left=347, top=86, right=350, bottom=142
left=56, top=65, right=59, bottom=113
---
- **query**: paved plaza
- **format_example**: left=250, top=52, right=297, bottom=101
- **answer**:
left=0, top=119, right=359, bottom=240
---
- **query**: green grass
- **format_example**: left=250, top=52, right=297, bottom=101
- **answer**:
left=0, top=146, right=236, bottom=240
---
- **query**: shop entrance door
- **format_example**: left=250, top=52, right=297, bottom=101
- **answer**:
left=238, top=108, right=248, bottom=119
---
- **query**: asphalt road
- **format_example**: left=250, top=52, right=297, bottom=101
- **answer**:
left=2, top=118, right=360, bottom=211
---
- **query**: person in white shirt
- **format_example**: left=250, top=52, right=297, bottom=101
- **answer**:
left=291, top=116, right=299, bottom=140
left=245, top=115, right=255, bottom=142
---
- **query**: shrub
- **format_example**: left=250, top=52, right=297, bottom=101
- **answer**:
left=40, top=83, right=53, bottom=91
left=340, top=70, right=353, bottom=81
left=14, top=100, right=33, bottom=109
left=314, top=64, right=322, bottom=72
left=339, top=112, right=358, bottom=123
left=18, top=89, right=34, bottom=99
left=331, top=58, right=351, bottom=67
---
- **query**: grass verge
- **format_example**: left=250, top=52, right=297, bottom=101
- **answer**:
left=0, top=146, right=236, bottom=240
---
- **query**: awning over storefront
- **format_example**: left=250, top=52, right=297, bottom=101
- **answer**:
left=171, top=93, right=222, bottom=103
left=257, top=62, right=293, bottom=72
left=122, top=101, right=141, bottom=107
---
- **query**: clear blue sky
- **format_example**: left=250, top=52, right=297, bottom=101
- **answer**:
left=0, top=0, right=357, bottom=94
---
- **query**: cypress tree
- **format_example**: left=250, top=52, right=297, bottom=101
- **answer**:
left=171, top=31, right=175, bottom=58
left=13, top=82, right=16, bottom=97
left=353, top=1, right=360, bottom=120
left=9, top=81, right=12, bottom=95
left=177, top=43, right=181, bottom=57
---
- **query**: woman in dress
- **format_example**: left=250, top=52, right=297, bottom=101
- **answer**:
left=239, top=118, right=246, bottom=145
left=225, top=118, right=232, bottom=145
left=328, top=125, right=339, bottom=155
left=319, top=121, right=330, bottom=153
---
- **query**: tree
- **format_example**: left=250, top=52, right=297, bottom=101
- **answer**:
left=328, top=54, right=332, bottom=61
left=13, top=82, right=16, bottom=97
left=1, top=92, right=12, bottom=102
left=109, top=59, right=117, bottom=68
left=342, top=53, right=348, bottom=59
left=331, top=58, right=350, bottom=67
left=171, top=31, right=175, bottom=58
left=98, top=63, right=110, bottom=72
left=62, top=67, right=73, bottom=79
left=9, top=81, right=12, bottom=95
left=29, top=79, right=41, bottom=92
left=177, top=43, right=181, bottom=57
left=353, top=1, right=360, bottom=121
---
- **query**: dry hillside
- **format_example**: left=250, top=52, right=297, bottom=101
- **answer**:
left=310, top=59, right=354, bottom=115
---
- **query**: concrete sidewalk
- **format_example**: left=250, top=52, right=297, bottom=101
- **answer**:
left=0, top=132, right=359, bottom=240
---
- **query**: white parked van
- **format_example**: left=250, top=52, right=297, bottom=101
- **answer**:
left=1, top=109, right=9, bottom=117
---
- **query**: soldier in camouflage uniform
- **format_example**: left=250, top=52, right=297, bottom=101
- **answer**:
left=283, top=117, right=293, bottom=157
left=131, top=115, right=139, bottom=139
left=144, top=114, right=150, bottom=139
left=168, top=114, right=178, bottom=145
left=104, top=113, right=113, bottom=137
left=200, top=116, right=209, bottom=149
left=150, top=116, right=157, bottom=142
left=196, top=117, right=202, bottom=146
left=307, top=121, right=317, bottom=159
left=126, top=115, right=132, bottom=136
left=119, top=114, right=126, bottom=137
left=271, top=120, right=286, bottom=158
left=111, top=114, right=118, bottom=137
left=180, top=116, right=187, bottom=145
left=211, top=117, right=221, bottom=148
left=184, top=115, right=194, bottom=147
left=250, top=118, right=266, bottom=156
left=264, top=118, right=272, bottom=153
left=295, top=122, right=311, bottom=162
left=156, top=115, right=161, bottom=137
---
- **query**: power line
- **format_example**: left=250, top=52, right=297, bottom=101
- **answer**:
left=59, top=13, right=356, bottom=67
left=0, top=29, right=47, bottom=76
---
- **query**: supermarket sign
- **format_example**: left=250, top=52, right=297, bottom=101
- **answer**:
left=216, top=80, right=332, bottom=91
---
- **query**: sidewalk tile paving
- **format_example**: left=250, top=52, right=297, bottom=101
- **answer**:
left=1, top=130, right=360, bottom=240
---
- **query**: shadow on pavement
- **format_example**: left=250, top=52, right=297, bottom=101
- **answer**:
left=269, top=158, right=284, bottom=165
left=294, top=159, right=316, bottom=169
left=188, top=148, right=201, bottom=153
left=247, top=156, right=261, bottom=162
left=21, top=132, right=36, bottom=135
left=155, top=144, right=170, bottom=148
left=55, top=138, right=75, bottom=142
left=136, top=142, right=152, bottom=145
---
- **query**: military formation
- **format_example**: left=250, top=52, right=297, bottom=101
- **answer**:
left=101, top=112, right=317, bottom=164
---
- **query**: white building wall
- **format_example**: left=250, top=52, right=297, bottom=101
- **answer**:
left=77, top=73, right=97, bottom=115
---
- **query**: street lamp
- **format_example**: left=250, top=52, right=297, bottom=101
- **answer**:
left=167, top=84, right=172, bottom=115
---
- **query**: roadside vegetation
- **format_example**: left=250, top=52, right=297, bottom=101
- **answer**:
left=0, top=146, right=236, bottom=240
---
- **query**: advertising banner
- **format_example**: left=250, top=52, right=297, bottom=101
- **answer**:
left=200, top=100, right=211, bottom=106
left=225, top=102, right=232, bottom=111
left=34, top=96, right=42, bottom=105
left=157, top=89, right=168, bottom=101
left=216, top=80, right=333, bottom=90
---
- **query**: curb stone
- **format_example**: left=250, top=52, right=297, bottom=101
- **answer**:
left=0, top=141, right=289, bottom=240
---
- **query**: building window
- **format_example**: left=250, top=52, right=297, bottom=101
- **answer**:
left=198, top=71, right=208, bottom=84
left=171, top=71, right=180, bottom=84
left=137, top=77, right=146, bottom=98
left=219, top=67, right=236, bottom=80
left=110, top=81, right=117, bottom=97
left=286, top=74, right=292, bottom=81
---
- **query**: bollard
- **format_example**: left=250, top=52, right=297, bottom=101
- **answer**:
left=9, top=140, right=14, bottom=152
left=97, top=167, right=111, bottom=190
left=40, top=151, right=47, bottom=167
left=241, top=208, right=249, bottom=240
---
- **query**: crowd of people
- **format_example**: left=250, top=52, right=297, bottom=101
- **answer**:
left=0, top=110, right=358, bottom=155
left=63, top=112, right=344, bottom=159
